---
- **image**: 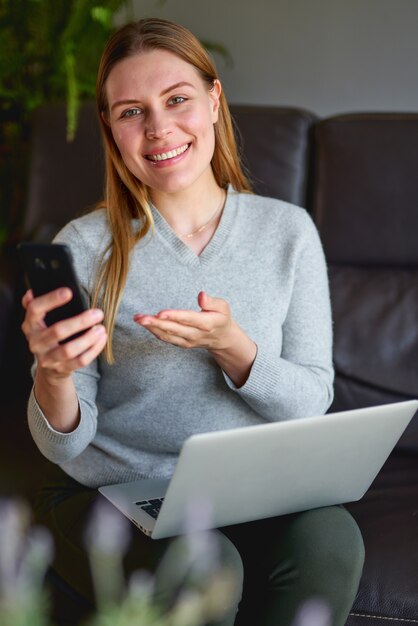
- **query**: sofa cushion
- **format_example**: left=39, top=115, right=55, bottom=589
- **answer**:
left=328, top=264, right=418, bottom=450
left=313, top=113, right=418, bottom=265
left=230, top=105, right=317, bottom=208
left=329, top=265, right=418, bottom=397
left=346, top=453, right=418, bottom=625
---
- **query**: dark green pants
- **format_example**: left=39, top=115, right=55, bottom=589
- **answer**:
left=34, top=463, right=364, bottom=626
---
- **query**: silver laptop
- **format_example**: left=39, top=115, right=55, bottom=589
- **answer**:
left=99, top=400, right=418, bottom=539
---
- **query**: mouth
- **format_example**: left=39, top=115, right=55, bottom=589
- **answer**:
left=145, top=143, right=190, bottom=162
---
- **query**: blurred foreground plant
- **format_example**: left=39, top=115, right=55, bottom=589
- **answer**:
left=0, top=497, right=240, bottom=626
left=86, top=499, right=240, bottom=626
left=0, top=499, right=53, bottom=626
left=0, top=498, right=333, bottom=626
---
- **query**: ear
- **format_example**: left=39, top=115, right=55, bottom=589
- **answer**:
left=101, top=110, right=111, bottom=127
left=209, top=79, right=222, bottom=123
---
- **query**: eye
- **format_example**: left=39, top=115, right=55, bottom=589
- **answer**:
left=168, top=96, right=187, bottom=105
left=121, top=107, right=143, bottom=119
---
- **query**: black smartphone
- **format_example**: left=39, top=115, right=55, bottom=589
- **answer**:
left=18, top=242, right=89, bottom=342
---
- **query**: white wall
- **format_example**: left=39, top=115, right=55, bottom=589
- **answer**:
left=118, top=0, right=418, bottom=116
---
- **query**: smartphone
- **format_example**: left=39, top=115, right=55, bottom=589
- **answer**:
left=18, top=242, right=90, bottom=342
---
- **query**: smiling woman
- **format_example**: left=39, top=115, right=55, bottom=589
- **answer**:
left=91, top=20, right=252, bottom=360
left=21, top=17, right=364, bottom=626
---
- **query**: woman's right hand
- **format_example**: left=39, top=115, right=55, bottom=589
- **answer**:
left=21, top=287, right=107, bottom=433
left=21, top=287, right=107, bottom=380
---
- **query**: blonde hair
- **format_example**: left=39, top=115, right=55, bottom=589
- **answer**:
left=94, top=17, right=252, bottom=362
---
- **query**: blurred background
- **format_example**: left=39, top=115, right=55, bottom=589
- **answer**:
left=124, top=0, right=418, bottom=115
left=1, top=0, right=418, bottom=246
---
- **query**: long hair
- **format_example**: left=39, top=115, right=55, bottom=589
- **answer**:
left=94, top=17, right=252, bottom=362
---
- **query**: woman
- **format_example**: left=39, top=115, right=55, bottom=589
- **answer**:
left=22, top=17, right=364, bottom=626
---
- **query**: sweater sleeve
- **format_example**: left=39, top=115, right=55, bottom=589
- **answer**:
left=27, top=220, right=104, bottom=464
left=27, top=363, right=100, bottom=463
left=223, top=214, right=334, bottom=421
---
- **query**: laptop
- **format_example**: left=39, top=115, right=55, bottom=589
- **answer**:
left=99, top=400, right=418, bottom=539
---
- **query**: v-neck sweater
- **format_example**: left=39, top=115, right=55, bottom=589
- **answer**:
left=28, top=189, right=334, bottom=488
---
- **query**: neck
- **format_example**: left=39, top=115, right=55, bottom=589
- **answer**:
left=150, top=174, right=224, bottom=234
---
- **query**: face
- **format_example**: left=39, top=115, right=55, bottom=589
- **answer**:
left=105, top=49, right=221, bottom=197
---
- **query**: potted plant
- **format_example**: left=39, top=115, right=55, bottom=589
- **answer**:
left=0, top=0, right=129, bottom=245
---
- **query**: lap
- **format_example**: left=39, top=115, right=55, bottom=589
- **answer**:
left=222, top=504, right=363, bottom=569
left=222, top=506, right=364, bottom=626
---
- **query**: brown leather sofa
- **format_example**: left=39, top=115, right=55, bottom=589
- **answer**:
left=1, top=103, right=417, bottom=625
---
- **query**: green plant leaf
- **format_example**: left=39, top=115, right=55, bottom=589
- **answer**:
left=64, top=49, right=80, bottom=142
left=91, top=6, right=113, bottom=29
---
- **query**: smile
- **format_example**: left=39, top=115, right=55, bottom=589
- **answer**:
left=146, top=143, right=190, bottom=162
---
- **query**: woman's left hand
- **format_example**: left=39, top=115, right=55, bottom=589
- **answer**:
left=133, top=291, right=257, bottom=387
left=133, top=291, right=233, bottom=350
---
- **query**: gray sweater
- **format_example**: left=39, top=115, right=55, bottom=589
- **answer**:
left=28, top=189, right=334, bottom=488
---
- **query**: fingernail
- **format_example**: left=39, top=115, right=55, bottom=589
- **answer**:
left=91, top=309, right=103, bottom=320
left=59, top=288, right=71, bottom=299
left=135, top=317, right=149, bottom=326
left=93, top=324, right=106, bottom=334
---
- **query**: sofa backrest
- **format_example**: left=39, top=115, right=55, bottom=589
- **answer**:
left=311, top=113, right=418, bottom=449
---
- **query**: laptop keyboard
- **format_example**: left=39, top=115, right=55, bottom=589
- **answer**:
left=135, top=498, right=165, bottom=520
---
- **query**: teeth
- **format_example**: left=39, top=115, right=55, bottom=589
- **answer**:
left=148, top=144, right=189, bottom=161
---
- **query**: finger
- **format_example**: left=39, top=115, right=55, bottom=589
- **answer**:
left=135, top=316, right=194, bottom=335
left=198, top=291, right=230, bottom=314
left=70, top=328, right=108, bottom=368
left=29, top=308, right=104, bottom=353
left=157, top=309, right=212, bottom=330
left=134, top=314, right=198, bottom=343
left=21, top=289, right=34, bottom=309
left=139, top=324, right=194, bottom=349
left=38, top=325, right=107, bottom=371
left=135, top=312, right=211, bottom=334
left=25, top=287, right=73, bottom=324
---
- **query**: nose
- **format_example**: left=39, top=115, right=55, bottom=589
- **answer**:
left=145, top=109, right=172, bottom=140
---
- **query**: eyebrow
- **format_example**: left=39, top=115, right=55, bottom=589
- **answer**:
left=110, top=81, right=196, bottom=112
left=161, top=81, right=195, bottom=96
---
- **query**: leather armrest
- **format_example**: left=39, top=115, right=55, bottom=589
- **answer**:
left=0, top=244, right=32, bottom=400
left=0, top=245, right=18, bottom=369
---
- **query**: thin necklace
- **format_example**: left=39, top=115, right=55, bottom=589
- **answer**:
left=177, top=190, right=226, bottom=239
